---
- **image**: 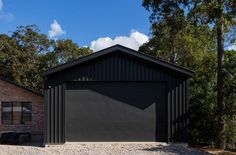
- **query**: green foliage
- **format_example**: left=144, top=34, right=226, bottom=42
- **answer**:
left=9, top=25, right=55, bottom=90
left=225, top=117, right=236, bottom=150
left=223, top=51, right=236, bottom=149
left=0, top=34, right=20, bottom=80
left=187, top=0, right=235, bottom=148
left=55, top=39, right=92, bottom=64
left=140, top=24, right=216, bottom=65
left=139, top=20, right=221, bottom=145
left=223, top=51, right=236, bottom=119
left=188, top=52, right=217, bottom=144
left=142, top=0, right=236, bottom=148
left=187, top=0, right=236, bottom=27
left=0, top=25, right=54, bottom=90
left=0, top=25, right=92, bottom=91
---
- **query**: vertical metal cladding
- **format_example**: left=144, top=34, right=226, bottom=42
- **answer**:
left=44, top=52, right=189, bottom=144
left=45, top=84, right=65, bottom=144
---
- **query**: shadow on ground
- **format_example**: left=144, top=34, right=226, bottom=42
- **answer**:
left=19, top=142, right=44, bottom=147
left=142, top=143, right=210, bottom=155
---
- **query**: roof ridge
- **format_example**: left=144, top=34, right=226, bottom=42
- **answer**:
left=42, top=44, right=194, bottom=77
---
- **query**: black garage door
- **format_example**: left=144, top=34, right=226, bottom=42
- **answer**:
left=65, top=82, right=167, bottom=142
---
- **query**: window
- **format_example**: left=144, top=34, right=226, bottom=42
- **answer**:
left=22, top=102, right=32, bottom=124
left=2, top=102, right=13, bottom=124
left=2, top=102, right=32, bottom=125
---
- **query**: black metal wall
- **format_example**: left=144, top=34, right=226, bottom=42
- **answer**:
left=65, top=82, right=167, bottom=142
left=44, top=51, right=189, bottom=144
left=44, top=84, right=65, bottom=144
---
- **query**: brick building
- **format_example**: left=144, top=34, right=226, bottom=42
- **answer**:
left=0, top=76, right=44, bottom=137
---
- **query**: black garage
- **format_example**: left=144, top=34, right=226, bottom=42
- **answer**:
left=42, top=45, right=194, bottom=144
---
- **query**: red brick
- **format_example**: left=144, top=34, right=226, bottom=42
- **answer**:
left=0, top=79, right=44, bottom=135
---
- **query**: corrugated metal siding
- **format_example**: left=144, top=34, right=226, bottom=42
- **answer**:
left=44, top=52, right=189, bottom=144
left=44, top=84, right=65, bottom=144
left=45, top=53, right=179, bottom=84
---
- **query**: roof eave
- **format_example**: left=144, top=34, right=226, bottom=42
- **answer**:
left=0, top=76, right=43, bottom=96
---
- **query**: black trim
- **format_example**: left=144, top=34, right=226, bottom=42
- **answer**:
left=0, top=76, right=43, bottom=96
left=42, top=45, right=195, bottom=77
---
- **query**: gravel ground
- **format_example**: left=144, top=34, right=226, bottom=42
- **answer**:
left=0, top=143, right=208, bottom=155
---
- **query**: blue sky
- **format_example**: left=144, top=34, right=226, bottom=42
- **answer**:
left=0, top=0, right=151, bottom=51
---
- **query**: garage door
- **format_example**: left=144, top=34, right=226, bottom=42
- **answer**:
left=65, top=82, right=167, bottom=142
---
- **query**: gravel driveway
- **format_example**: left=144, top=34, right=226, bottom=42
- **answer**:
left=0, top=143, right=208, bottom=155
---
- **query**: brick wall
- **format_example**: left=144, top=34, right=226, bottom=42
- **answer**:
left=0, top=79, right=44, bottom=135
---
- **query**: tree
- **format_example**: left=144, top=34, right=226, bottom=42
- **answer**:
left=0, top=25, right=93, bottom=91
left=223, top=50, right=236, bottom=149
left=188, top=1, right=235, bottom=148
left=54, top=39, right=92, bottom=64
left=140, top=24, right=216, bottom=66
left=188, top=51, right=217, bottom=145
left=142, top=0, right=188, bottom=63
left=12, top=25, right=56, bottom=90
left=0, top=34, right=20, bottom=80
left=142, top=0, right=235, bottom=148
left=0, top=25, right=56, bottom=90
left=140, top=22, right=218, bottom=145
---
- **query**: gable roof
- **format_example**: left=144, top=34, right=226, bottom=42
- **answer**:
left=0, top=76, right=43, bottom=96
left=42, top=44, right=195, bottom=77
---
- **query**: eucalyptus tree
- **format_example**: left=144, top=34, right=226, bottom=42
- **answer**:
left=142, top=0, right=236, bottom=148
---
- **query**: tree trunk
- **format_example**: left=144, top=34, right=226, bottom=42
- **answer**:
left=216, top=8, right=225, bottom=149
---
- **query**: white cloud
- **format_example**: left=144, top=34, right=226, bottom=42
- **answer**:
left=90, top=31, right=149, bottom=52
left=0, top=0, right=14, bottom=21
left=48, top=20, right=65, bottom=39
left=228, top=44, right=236, bottom=51
left=0, top=0, right=3, bottom=11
